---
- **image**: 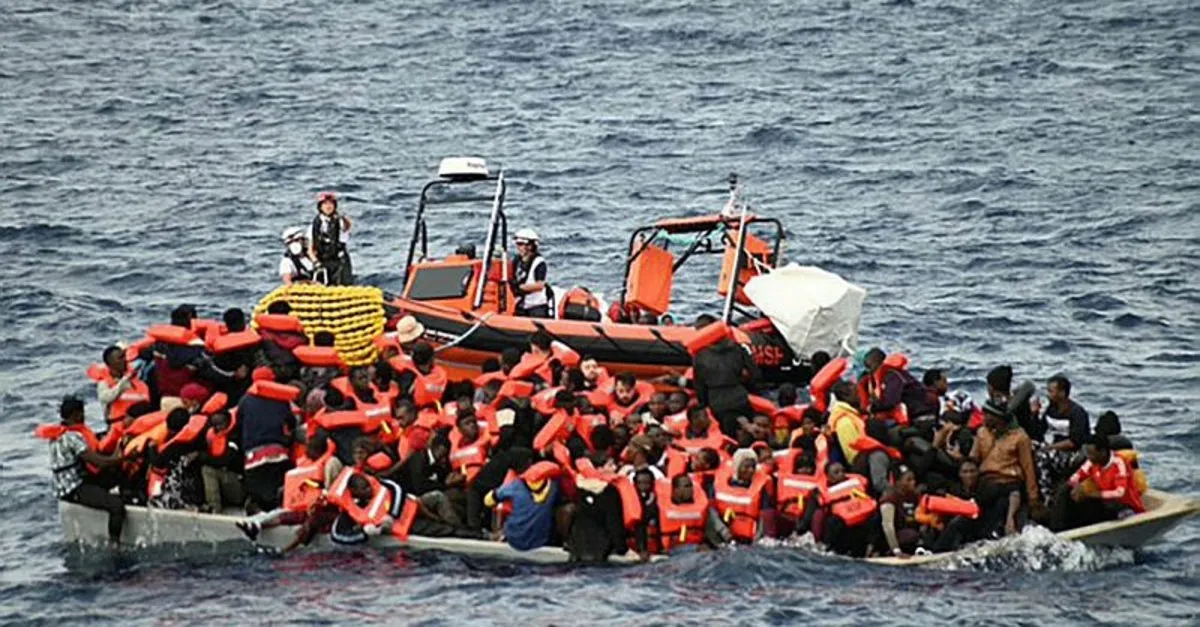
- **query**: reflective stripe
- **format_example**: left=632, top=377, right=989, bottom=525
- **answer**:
left=367, top=490, right=388, bottom=520
left=783, top=478, right=820, bottom=491
left=451, top=446, right=481, bottom=462
left=715, top=491, right=753, bottom=506
left=665, top=510, right=703, bottom=521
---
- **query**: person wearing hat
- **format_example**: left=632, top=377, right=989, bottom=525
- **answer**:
left=969, top=398, right=1039, bottom=537
left=279, top=226, right=315, bottom=285
left=378, top=315, right=425, bottom=360
left=510, top=228, right=551, bottom=318
left=307, top=191, right=353, bottom=285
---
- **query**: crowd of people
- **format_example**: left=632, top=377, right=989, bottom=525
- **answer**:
left=40, top=302, right=1149, bottom=561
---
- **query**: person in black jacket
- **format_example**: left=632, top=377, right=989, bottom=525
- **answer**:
left=395, top=435, right=462, bottom=527
left=987, top=365, right=1046, bottom=442
left=691, top=320, right=759, bottom=438
left=568, top=452, right=628, bottom=563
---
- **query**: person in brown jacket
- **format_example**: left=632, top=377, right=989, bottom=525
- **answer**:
left=970, top=399, right=1040, bottom=538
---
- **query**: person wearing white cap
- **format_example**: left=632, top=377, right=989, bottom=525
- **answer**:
left=511, top=228, right=552, bottom=318
left=279, top=226, right=315, bottom=285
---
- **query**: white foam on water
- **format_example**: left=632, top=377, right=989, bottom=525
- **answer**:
left=933, top=525, right=1136, bottom=572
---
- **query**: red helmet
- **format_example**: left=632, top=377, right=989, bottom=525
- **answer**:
left=316, top=191, right=338, bottom=207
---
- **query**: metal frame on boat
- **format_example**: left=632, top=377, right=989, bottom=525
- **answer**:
left=59, top=489, right=1198, bottom=568
left=389, top=158, right=805, bottom=383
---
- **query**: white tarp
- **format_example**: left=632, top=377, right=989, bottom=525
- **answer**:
left=743, top=264, right=867, bottom=359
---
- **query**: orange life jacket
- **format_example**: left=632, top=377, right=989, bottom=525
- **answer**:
left=147, top=414, right=208, bottom=498
left=86, top=364, right=151, bottom=423
left=449, top=429, right=491, bottom=484
left=771, top=404, right=807, bottom=437
left=208, top=329, right=261, bottom=354
left=809, top=357, right=849, bottom=414
left=492, top=379, right=536, bottom=407
left=331, top=377, right=394, bottom=423
left=588, top=380, right=656, bottom=424
left=662, top=410, right=688, bottom=435
left=126, top=410, right=169, bottom=437
left=246, top=380, right=301, bottom=403
left=121, top=422, right=168, bottom=476
left=255, top=314, right=305, bottom=334
left=312, top=409, right=379, bottom=434
left=533, top=409, right=573, bottom=452
left=530, top=387, right=562, bottom=416
left=573, top=413, right=607, bottom=450
left=294, top=345, right=343, bottom=368
left=776, top=470, right=823, bottom=518
left=326, top=468, right=420, bottom=540
left=35, top=423, right=102, bottom=474
left=190, top=318, right=226, bottom=341
left=473, top=370, right=508, bottom=388
left=917, top=494, right=980, bottom=529
left=666, top=429, right=734, bottom=477
left=147, top=324, right=203, bottom=347
left=655, top=476, right=709, bottom=550
left=712, top=465, right=770, bottom=542
left=868, top=354, right=912, bottom=426
left=205, top=412, right=238, bottom=458
left=575, top=459, right=646, bottom=533
left=282, top=443, right=338, bottom=512
left=403, top=365, right=448, bottom=409
left=821, top=474, right=877, bottom=527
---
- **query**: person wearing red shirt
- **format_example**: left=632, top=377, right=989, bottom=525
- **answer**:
left=1051, top=435, right=1143, bottom=530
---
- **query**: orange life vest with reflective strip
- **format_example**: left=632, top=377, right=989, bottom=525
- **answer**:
left=327, top=468, right=420, bottom=540
left=655, top=476, right=709, bottom=550
left=712, top=465, right=769, bottom=542
left=449, top=429, right=491, bottom=483
left=662, top=410, right=688, bottom=435
left=87, top=365, right=151, bottom=423
left=282, top=443, right=337, bottom=512
left=403, top=365, right=447, bottom=409
left=776, top=470, right=823, bottom=518
left=821, top=474, right=877, bottom=526
left=588, top=381, right=656, bottom=424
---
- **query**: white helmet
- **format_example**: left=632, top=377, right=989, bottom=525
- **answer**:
left=514, top=228, right=540, bottom=243
left=281, top=226, right=306, bottom=243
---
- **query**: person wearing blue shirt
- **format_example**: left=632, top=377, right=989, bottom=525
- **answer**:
left=484, top=461, right=562, bottom=551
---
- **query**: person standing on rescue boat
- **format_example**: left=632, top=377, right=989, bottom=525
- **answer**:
left=691, top=317, right=759, bottom=438
left=308, top=191, right=353, bottom=286
left=279, top=226, right=315, bottom=285
left=511, top=228, right=551, bottom=318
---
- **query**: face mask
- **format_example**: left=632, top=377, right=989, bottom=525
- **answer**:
left=287, top=242, right=303, bottom=255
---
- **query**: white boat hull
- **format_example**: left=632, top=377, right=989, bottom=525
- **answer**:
left=57, top=500, right=643, bottom=565
left=59, top=489, right=1198, bottom=567
left=867, top=489, right=1200, bottom=567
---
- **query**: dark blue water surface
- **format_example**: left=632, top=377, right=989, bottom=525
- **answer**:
left=2, top=0, right=1198, bottom=624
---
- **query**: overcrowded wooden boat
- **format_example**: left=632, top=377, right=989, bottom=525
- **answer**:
left=59, top=488, right=1198, bottom=567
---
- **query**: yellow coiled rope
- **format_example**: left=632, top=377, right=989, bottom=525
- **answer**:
left=253, top=284, right=386, bottom=367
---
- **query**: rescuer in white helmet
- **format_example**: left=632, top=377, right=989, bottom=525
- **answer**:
left=511, top=228, right=551, bottom=318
